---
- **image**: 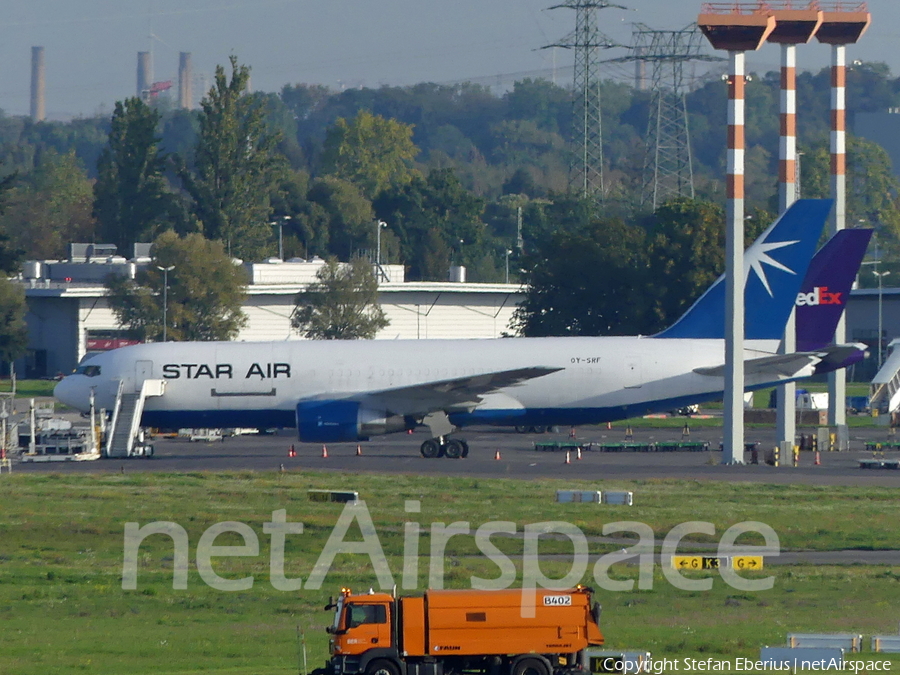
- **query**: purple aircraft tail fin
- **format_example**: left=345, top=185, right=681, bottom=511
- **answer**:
left=796, top=228, right=873, bottom=352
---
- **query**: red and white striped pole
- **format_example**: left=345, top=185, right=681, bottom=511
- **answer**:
left=831, top=45, right=847, bottom=227
left=779, top=44, right=798, bottom=211
left=828, top=43, right=847, bottom=427
left=776, top=42, right=798, bottom=455
left=723, top=50, right=746, bottom=465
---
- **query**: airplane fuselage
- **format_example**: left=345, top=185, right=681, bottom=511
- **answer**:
left=55, top=337, right=781, bottom=435
left=52, top=201, right=864, bottom=449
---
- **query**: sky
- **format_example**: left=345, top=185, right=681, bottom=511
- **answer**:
left=0, top=0, right=898, bottom=120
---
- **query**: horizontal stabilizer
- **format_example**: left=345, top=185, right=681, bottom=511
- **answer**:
left=694, top=343, right=867, bottom=381
left=694, top=353, right=820, bottom=379
left=812, top=343, right=868, bottom=375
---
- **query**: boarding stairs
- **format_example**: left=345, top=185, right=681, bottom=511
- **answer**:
left=105, top=379, right=166, bottom=458
left=870, top=339, right=900, bottom=416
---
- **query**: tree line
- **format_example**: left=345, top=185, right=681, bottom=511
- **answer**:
left=0, top=56, right=898, bottom=357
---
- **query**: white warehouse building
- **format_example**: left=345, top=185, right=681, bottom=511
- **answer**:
left=16, top=244, right=900, bottom=384
left=19, top=250, right=524, bottom=378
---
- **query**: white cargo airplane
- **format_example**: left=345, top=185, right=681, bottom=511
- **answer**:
left=55, top=199, right=866, bottom=458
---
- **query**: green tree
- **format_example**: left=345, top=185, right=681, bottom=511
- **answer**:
left=182, top=56, right=284, bottom=260
left=0, top=150, right=95, bottom=259
left=373, top=168, right=485, bottom=280
left=0, top=276, right=28, bottom=364
left=502, top=167, right=540, bottom=198
left=105, top=231, right=247, bottom=341
left=0, top=173, right=24, bottom=274
left=504, top=78, right=571, bottom=134
left=512, top=217, right=652, bottom=337
left=419, top=227, right=451, bottom=281
left=291, top=258, right=389, bottom=339
left=303, top=176, right=374, bottom=260
left=94, top=98, right=175, bottom=252
left=645, top=198, right=726, bottom=329
left=320, top=110, right=419, bottom=199
left=520, top=192, right=595, bottom=248
left=800, top=135, right=900, bottom=286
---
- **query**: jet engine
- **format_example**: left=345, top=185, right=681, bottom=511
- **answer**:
left=295, top=400, right=412, bottom=442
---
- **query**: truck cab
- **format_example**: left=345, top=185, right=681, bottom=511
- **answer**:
left=326, top=589, right=399, bottom=675
left=330, top=590, right=394, bottom=656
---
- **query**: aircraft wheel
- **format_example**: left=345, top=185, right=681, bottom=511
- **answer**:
left=443, top=439, right=465, bottom=459
left=420, top=439, right=441, bottom=459
left=461, top=440, right=469, bottom=458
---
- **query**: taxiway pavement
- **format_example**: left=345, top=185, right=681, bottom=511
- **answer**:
left=13, top=423, right=900, bottom=487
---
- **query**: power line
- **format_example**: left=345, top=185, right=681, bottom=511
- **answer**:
left=609, top=24, right=722, bottom=209
left=543, top=1, right=628, bottom=200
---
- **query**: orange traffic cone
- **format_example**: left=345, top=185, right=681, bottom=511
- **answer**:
left=288, top=444, right=296, bottom=457
left=814, top=451, right=821, bottom=466
left=569, top=427, right=576, bottom=439
left=356, top=445, right=362, bottom=456
left=321, top=445, right=328, bottom=458
left=494, top=450, right=501, bottom=460
left=576, top=446, right=582, bottom=460
left=565, top=450, right=571, bottom=464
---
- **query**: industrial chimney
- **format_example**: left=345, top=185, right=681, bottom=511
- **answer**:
left=30, top=46, right=45, bottom=122
left=137, top=51, right=152, bottom=100
left=178, top=52, right=192, bottom=109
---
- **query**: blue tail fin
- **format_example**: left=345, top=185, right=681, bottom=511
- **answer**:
left=796, top=228, right=873, bottom=351
left=656, top=199, right=832, bottom=340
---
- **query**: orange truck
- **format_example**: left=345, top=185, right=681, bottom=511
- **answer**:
left=312, top=586, right=604, bottom=675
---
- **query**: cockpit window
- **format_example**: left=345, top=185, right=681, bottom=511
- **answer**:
left=74, top=365, right=101, bottom=377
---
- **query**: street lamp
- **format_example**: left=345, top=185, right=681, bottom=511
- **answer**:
left=269, top=216, right=290, bottom=261
left=505, top=249, right=512, bottom=284
left=375, top=220, right=387, bottom=265
left=156, top=265, right=175, bottom=342
left=874, top=270, right=891, bottom=369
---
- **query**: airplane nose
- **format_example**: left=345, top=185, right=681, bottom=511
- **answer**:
left=54, top=376, right=86, bottom=412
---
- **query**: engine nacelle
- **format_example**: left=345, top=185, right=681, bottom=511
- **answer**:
left=296, top=400, right=411, bottom=442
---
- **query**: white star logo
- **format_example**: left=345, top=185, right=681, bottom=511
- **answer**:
left=744, top=238, right=799, bottom=296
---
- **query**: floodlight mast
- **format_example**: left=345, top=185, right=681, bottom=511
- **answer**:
left=697, top=3, right=776, bottom=465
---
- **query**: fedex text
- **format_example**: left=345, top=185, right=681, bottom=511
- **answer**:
left=796, top=286, right=842, bottom=307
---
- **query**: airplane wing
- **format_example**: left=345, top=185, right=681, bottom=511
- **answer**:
left=693, top=343, right=867, bottom=380
left=340, top=366, right=563, bottom=417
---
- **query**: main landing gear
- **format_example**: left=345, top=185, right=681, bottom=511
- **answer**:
left=419, top=437, right=469, bottom=459
left=419, top=411, right=468, bottom=458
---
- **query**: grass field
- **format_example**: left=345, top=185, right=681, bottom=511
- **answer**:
left=0, top=378, right=59, bottom=398
left=2, top=471, right=900, bottom=674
